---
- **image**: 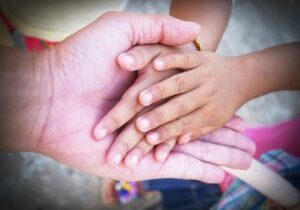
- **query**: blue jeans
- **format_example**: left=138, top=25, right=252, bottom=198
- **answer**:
left=143, top=179, right=221, bottom=210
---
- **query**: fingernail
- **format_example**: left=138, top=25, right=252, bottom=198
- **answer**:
left=127, top=155, right=139, bottom=167
left=147, top=132, right=160, bottom=144
left=126, top=150, right=143, bottom=167
left=96, top=127, right=108, bottom=139
left=179, top=133, right=192, bottom=144
left=113, top=153, right=123, bottom=165
left=157, top=150, right=168, bottom=162
left=154, top=59, right=164, bottom=70
left=137, top=117, right=151, bottom=132
left=140, top=91, right=153, bottom=106
left=120, top=53, right=136, bottom=67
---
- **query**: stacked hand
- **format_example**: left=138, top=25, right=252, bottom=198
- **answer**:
left=27, top=12, right=254, bottom=183
left=94, top=44, right=249, bottom=166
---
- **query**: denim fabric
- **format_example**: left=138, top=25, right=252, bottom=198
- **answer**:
left=143, top=179, right=221, bottom=210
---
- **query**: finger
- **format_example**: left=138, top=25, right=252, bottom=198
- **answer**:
left=182, top=114, right=246, bottom=144
left=177, top=132, right=193, bottom=144
left=124, top=140, right=154, bottom=167
left=154, top=138, right=176, bottom=162
left=174, top=140, right=253, bottom=170
left=199, top=127, right=256, bottom=156
left=94, top=73, right=160, bottom=140
left=118, top=45, right=167, bottom=71
left=139, top=70, right=200, bottom=106
left=137, top=88, right=203, bottom=135
left=177, top=126, right=215, bottom=145
left=225, top=116, right=247, bottom=132
left=145, top=108, right=212, bottom=145
left=116, top=12, right=201, bottom=45
left=154, top=52, right=203, bottom=71
left=145, top=152, right=225, bottom=183
left=106, top=122, right=144, bottom=165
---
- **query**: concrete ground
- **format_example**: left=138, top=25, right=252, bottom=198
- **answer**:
left=0, top=0, right=299, bottom=210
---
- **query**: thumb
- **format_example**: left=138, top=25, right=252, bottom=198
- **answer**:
left=100, top=12, right=200, bottom=46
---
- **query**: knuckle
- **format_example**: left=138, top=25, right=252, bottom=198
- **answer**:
left=121, top=89, right=135, bottom=100
left=160, top=125, right=171, bottom=139
left=164, top=55, right=173, bottom=66
left=110, top=115, right=121, bottom=129
left=174, top=100, right=186, bottom=116
left=182, top=54, right=191, bottom=66
left=131, top=47, right=147, bottom=65
left=155, top=83, right=167, bottom=98
left=165, top=139, right=176, bottom=147
left=174, top=75, right=186, bottom=93
left=203, top=83, right=216, bottom=97
left=121, top=84, right=141, bottom=100
left=135, top=143, right=151, bottom=155
left=200, top=67, right=211, bottom=79
left=121, top=91, right=142, bottom=111
left=152, top=108, right=165, bottom=122
left=177, top=118, right=189, bottom=133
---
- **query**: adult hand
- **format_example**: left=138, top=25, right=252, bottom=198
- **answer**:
left=0, top=12, right=254, bottom=183
left=29, top=12, right=199, bottom=169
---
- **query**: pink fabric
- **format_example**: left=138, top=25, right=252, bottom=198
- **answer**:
left=221, top=117, right=300, bottom=192
left=244, top=117, right=300, bottom=158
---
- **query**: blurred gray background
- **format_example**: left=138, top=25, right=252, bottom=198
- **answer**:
left=0, top=0, right=299, bottom=210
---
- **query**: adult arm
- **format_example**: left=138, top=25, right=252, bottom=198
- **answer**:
left=0, top=47, right=51, bottom=152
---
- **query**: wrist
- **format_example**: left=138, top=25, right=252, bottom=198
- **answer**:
left=0, top=48, right=55, bottom=152
left=231, top=54, right=276, bottom=104
left=230, top=55, right=261, bottom=104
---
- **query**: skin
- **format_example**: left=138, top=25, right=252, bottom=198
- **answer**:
left=135, top=44, right=300, bottom=144
left=0, top=12, right=255, bottom=183
left=136, top=51, right=246, bottom=144
left=170, top=0, right=232, bottom=51
left=102, top=42, right=300, bottom=153
left=94, top=0, right=234, bottom=165
left=97, top=45, right=247, bottom=166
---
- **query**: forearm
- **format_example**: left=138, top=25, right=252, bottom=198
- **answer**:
left=0, top=47, right=52, bottom=152
left=170, top=0, right=232, bottom=51
left=234, top=43, right=300, bottom=102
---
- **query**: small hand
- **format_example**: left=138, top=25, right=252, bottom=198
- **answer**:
left=135, top=51, right=247, bottom=144
left=94, top=45, right=251, bottom=166
left=94, top=44, right=181, bottom=165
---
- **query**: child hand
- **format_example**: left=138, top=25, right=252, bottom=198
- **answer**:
left=94, top=44, right=186, bottom=166
left=93, top=44, right=250, bottom=167
left=135, top=51, right=248, bottom=144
